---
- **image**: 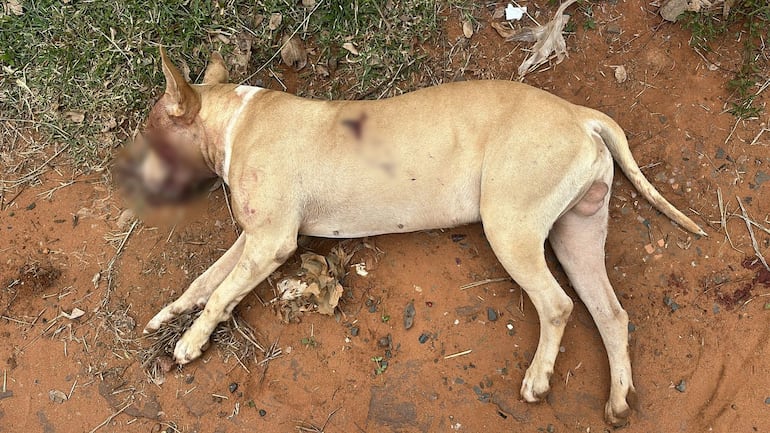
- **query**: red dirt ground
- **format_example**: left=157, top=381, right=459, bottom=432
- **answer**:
left=2, top=2, right=770, bottom=432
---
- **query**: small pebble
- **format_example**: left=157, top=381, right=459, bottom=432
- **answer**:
left=628, top=322, right=636, bottom=332
left=368, top=304, right=377, bottom=313
left=663, top=296, right=680, bottom=312
left=546, top=424, right=555, bottom=433
left=486, top=307, right=498, bottom=322
left=229, top=382, right=238, bottom=393
left=259, top=409, right=267, bottom=417
left=350, top=326, right=360, bottom=337
left=378, top=336, right=391, bottom=348
left=675, top=379, right=686, bottom=393
left=404, top=301, right=416, bottom=330
left=764, top=397, right=770, bottom=405
left=418, top=332, right=430, bottom=344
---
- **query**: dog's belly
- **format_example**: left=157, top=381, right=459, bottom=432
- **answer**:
left=299, top=178, right=482, bottom=238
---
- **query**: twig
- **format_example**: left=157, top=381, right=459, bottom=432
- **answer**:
left=103, top=219, right=139, bottom=307
left=444, top=349, right=472, bottom=359
left=460, top=277, right=510, bottom=290
left=296, top=407, right=341, bottom=432
left=724, top=117, right=741, bottom=146
left=717, top=188, right=741, bottom=252
left=0, top=143, right=71, bottom=189
left=68, top=379, right=78, bottom=399
left=750, top=127, right=769, bottom=146
left=737, top=196, right=770, bottom=271
left=88, top=400, right=133, bottom=433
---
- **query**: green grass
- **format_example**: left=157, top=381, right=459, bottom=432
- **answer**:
left=681, top=1, right=770, bottom=118
left=0, top=0, right=463, bottom=174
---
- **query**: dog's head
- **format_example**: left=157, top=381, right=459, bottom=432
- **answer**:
left=117, top=47, right=231, bottom=205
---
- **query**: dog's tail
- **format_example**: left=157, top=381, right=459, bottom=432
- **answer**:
left=589, top=115, right=707, bottom=236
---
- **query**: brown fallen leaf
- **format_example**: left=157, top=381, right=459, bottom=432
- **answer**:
left=5, top=0, right=23, bottom=16
left=613, top=65, right=628, bottom=83
left=63, top=110, right=85, bottom=123
left=268, top=12, right=282, bottom=30
left=48, top=389, right=67, bottom=404
left=342, top=42, right=359, bottom=56
left=276, top=245, right=352, bottom=320
left=493, top=0, right=578, bottom=78
left=462, top=20, right=474, bottom=39
left=280, top=35, right=307, bottom=71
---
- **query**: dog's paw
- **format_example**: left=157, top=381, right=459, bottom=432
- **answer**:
left=143, top=306, right=177, bottom=334
left=173, top=327, right=211, bottom=365
left=520, top=366, right=551, bottom=402
left=604, top=387, right=636, bottom=427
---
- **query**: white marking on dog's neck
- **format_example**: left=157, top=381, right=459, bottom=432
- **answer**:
left=222, top=85, right=262, bottom=184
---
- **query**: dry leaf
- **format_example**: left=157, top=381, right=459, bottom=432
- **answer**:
left=613, top=65, right=628, bottom=83
left=49, top=390, right=67, bottom=404
left=507, top=0, right=577, bottom=78
left=276, top=246, right=352, bottom=320
left=268, top=12, right=282, bottom=30
left=280, top=35, right=307, bottom=71
left=63, top=110, right=85, bottom=123
left=491, top=22, right=538, bottom=41
left=342, top=42, right=359, bottom=56
left=659, top=0, right=715, bottom=22
left=5, top=0, right=23, bottom=16
left=60, top=308, right=86, bottom=320
left=302, top=0, right=316, bottom=6
left=462, top=20, right=474, bottom=39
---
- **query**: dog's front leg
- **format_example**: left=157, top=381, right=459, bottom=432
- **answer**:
left=174, top=231, right=297, bottom=364
left=144, top=233, right=247, bottom=333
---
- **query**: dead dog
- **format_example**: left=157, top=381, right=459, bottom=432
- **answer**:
left=122, top=48, right=704, bottom=426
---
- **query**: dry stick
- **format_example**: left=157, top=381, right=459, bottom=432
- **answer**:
left=717, top=188, right=741, bottom=253
left=736, top=196, right=770, bottom=271
left=459, top=277, right=511, bottom=290
left=103, top=220, right=139, bottom=307
left=444, top=349, right=472, bottom=359
left=750, top=127, right=769, bottom=145
left=0, top=142, right=71, bottom=189
left=88, top=400, right=133, bottom=433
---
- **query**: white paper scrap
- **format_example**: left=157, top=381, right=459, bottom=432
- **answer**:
left=505, top=4, right=527, bottom=21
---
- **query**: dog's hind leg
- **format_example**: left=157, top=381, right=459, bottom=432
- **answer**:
left=482, top=213, right=574, bottom=403
left=549, top=182, right=636, bottom=427
left=174, top=230, right=298, bottom=364
left=144, top=232, right=247, bottom=333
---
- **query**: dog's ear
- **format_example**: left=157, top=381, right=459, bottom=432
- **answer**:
left=202, top=51, right=229, bottom=85
left=160, top=46, right=201, bottom=122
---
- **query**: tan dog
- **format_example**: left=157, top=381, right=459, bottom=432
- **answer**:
left=129, top=49, right=705, bottom=426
